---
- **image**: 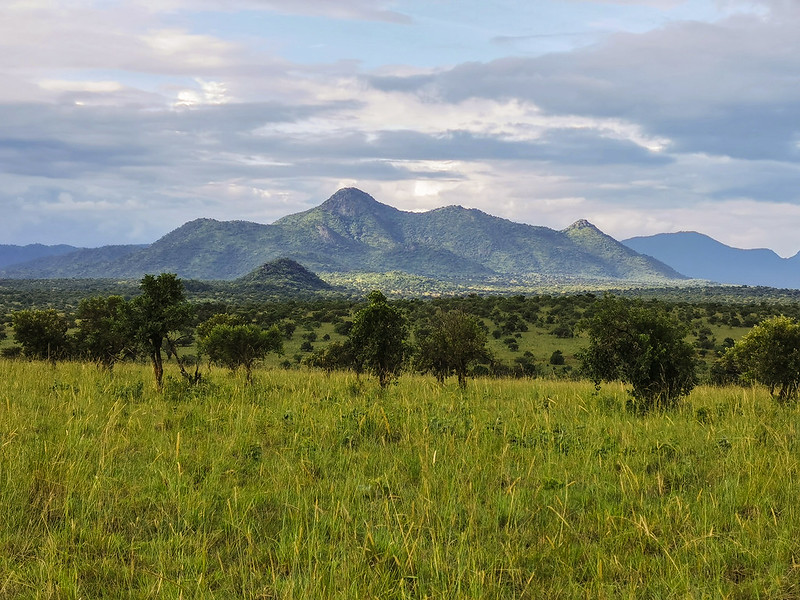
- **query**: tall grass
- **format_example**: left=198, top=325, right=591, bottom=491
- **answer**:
left=1, top=359, right=799, bottom=598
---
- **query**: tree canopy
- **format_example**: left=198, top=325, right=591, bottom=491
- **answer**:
left=74, top=295, right=128, bottom=369
left=349, top=291, right=407, bottom=387
left=125, top=273, right=193, bottom=389
left=11, top=309, right=71, bottom=362
left=198, top=318, right=283, bottom=381
left=727, top=315, right=800, bottom=402
left=415, top=309, right=490, bottom=387
left=578, top=296, right=697, bottom=411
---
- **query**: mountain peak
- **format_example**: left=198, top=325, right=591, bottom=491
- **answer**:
left=564, top=219, right=599, bottom=232
left=320, top=188, right=390, bottom=217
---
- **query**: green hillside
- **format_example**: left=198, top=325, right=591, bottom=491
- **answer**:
left=0, top=188, right=687, bottom=286
left=232, top=258, right=334, bottom=294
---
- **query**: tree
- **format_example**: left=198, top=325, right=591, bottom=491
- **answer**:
left=11, top=309, right=71, bottom=362
left=349, top=290, right=407, bottom=387
left=578, top=296, right=697, bottom=411
left=125, top=273, right=193, bottom=389
left=74, top=295, right=129, bottom=369
left=415, top=309, right=490, bottom=387
left=198, top=321, right=283, bottom=382
left=195, top=313, right=244, bottom=342
left=728, top=315, right=800, bottom=402
left=305, top=340, right=358, bottom=374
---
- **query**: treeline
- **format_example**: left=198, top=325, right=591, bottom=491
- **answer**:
left=4, top=275, right=800, bottom=410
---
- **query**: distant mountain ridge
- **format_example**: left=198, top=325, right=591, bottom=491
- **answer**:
left=1, top=188, right=683, bottom=285
left=1, top=245, right=147, bottom=279
left=622, top=232, right=800, bottom=288
left=0, top=244, right=81, bottom=270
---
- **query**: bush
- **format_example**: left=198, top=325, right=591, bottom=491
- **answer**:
left=728, top=316, right=800, bottom=402
left=578, top=296, right=697, bottom=411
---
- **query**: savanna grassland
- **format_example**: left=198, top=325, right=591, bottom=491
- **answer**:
left=2, top=360, right=800, bottom=598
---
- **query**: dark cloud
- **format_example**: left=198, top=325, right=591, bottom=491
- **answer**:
left=367, top=12, right=800, bottom=163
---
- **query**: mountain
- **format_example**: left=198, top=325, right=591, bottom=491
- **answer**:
left=0, top=245, right=147, bottom=279
left=1, top=188, right=685, bottom=285
left=622, top=232, right=800, bottom=288
left=0, top=244, right=80, bottom=270
left=563, top=220, right=682, bottom=280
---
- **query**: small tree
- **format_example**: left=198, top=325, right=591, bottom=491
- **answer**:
left=349, top=290, right=407, bottom=387
left=195, top=313, right=244, bottom=342
left=125, top=273, right=193, bottom=389
left=11, top=309, right=71, bottom=362
left=578, top=296, right=696, bottom=411
left=415, top=310, right=490, bottom=387
left=305, top=340, right=358, bottom=374
left=74, top=295, right=129, bottom=369
left=728, top=315, right=800, bottom=402
left=198, top=321, right=283, bottom=382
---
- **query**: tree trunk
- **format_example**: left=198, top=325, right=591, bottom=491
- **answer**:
left=457, top=371, right=467, bottom=389
left=167, top=336, right=199, bottom=383
left=151, top=349, right=164, bottom=390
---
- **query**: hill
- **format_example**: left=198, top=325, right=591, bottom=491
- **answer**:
left=0, top=244, right=80, bottom=270
left=1, top=245, right=146, bottom=279
left=622, top=232, right=800, bottom=288
left=0, top=188, right=685, bottom=287
left=232, top=258, right=334, bottom=294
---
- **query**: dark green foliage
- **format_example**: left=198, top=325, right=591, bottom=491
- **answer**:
left=349, top=291, right=408, bottom=387
left=74, top=295, right=128, bottom=369
left=195, top=312, right=245, bottom=341
left=124, top=273, right=193, bottom=389
left=550, top=350, right=565, bottom=365
left=727, top=316, right=800, bottom=402
left=414, top=310, right=491, bottom=387
left=334, top=320, right=353, bottom=336
left=511, top=354, right=538, bottom=378
left=578, top=296, right=697, bottom=410
left=305, top=340, right=360, bottom=374
left=281, top=320, right=296, bottom=339
left=233, top=258, right=333, bottom=293
left=11, top=309, right=71, bottom=361
left=197, top=321, right=283, bottom=382
left=709, top=351, right=741, bottom=386
left=550, top=324, right=574, bottom=338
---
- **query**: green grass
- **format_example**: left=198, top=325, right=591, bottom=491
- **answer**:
left=2, top=359, right=800, bottom=597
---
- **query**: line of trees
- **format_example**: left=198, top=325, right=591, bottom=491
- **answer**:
left=6, top=280, right=800, bottom=407
left=8, top=274, right=198, bottom=389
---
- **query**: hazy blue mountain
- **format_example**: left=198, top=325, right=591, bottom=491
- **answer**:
left=1, top=188, right=685, bottom=284
left=622, top=232, right=800, bottom=288
left=0, top=245, right=147, bottom=279
left=0, top=244, right=79, bottom=270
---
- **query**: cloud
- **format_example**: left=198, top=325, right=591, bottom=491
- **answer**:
left=133, top=0, right=413, bottom=23
left=369, top=9, right=800, bottom=162
left=1, top=0, right=799, bottom=257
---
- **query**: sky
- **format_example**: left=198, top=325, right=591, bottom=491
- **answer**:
left=2, top=0, right=800, bottom=256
